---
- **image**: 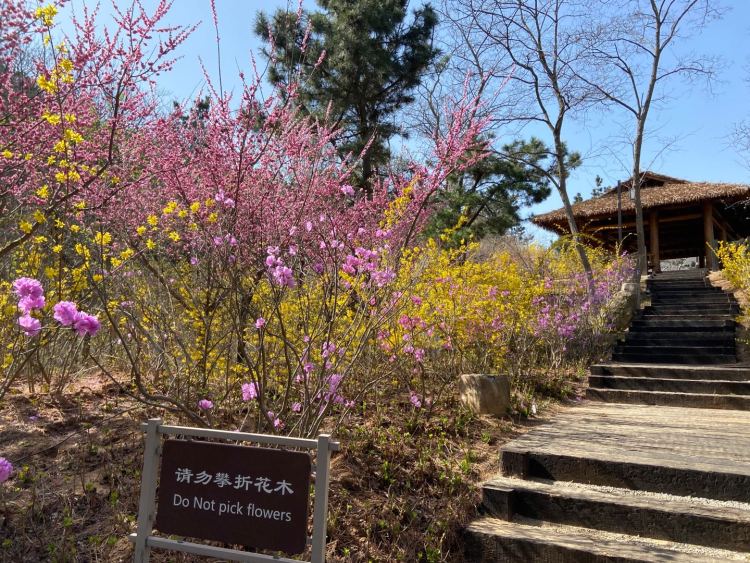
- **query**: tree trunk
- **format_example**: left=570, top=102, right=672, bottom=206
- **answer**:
left=554, top=135, right=593, bottom=280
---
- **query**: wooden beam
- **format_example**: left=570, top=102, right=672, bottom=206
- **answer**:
left=649, top=211, right=661, bottom=272
left=703, top=201, right=718, bottom=270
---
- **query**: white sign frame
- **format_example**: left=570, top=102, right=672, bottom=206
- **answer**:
left=129, top=418, right=340, bottom=563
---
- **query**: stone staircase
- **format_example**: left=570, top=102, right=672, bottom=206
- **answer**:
left=464, top=269, right=750, bottom=561
left=464, top=404, right=750, bottom=562
left=586, top=268, right=750, bottom=410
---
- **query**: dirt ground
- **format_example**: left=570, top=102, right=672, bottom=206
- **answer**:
left=0, top=373, right=577, bottom=562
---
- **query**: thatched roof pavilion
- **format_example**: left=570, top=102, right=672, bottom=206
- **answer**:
left=533, top=172, right=750, bottom=271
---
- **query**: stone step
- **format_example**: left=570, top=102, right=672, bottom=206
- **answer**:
left=645, top=306, right=739, bottom=314
left=631, top=319, right=735, bottom=328
left=628, top=322, right=736, bottom=336
left=650, top=298, right=735, bottom=306
left=622, top=336, right=735, bottom=347
left=589, top=375, right=750, bottom=395
left=639, top=314, right=735, bottom=321
left=650, top=284, right=724, bottom=289
left=590, top=364, right=750, bottom=380
left=586, top=387, right=750, bottom=410
left=481, top=476, right=750, bottom=551
left=464, top=517, right=746, bottom=562
left=611, top=353, right=737, bottom=365
left=501, top=432, right=750, bottom=502
left=614, top=345, right=736, bottom=355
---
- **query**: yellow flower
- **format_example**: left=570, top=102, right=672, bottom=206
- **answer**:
left=33, top=210, right=46, bottom=223
left=207, top=212, right=218, bottom=223
left=146, top=239, right=156, bottom=250
left=168, top=231, right=181, bottom=243
left=42, top=111, right=61, bottom=125
left=1, top=150, right=13, bottom=159
left=47, top=155, right=56, bottom=165
left=94, top=231, right=112, bottom=246
left=120, top=248, right=135, bottom=260
left=163, top=201, right=178, bottom=215
left=35, top=4, right=58, bottom=26
left=24, top=153, right=32, bottom=161
left=147, top=215, right=158, bottom=227
left=19, top=221, right=33, bottom=234
left=63, top=129, right=83, bottom=144
left=64, top=114, right=76, bottom=123
left=36, top=75, right=56, bottom=94
left=36, top=185, right=49, bottom=199
left=74, top=201, right=86, bottom=211
left=52, top=245, right=63, bottom=253
left=190, top=201, right=201, bottom=213
left=70, top=224, right=81, bottom=233
left=93, top=274, right=103, bottom=283
left=136, top=226, right=147, bottom=236
left=177, top=210, right=188, bottom=218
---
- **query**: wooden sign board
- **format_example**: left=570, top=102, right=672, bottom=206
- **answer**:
left=155, top=440, right=311, bottom=554
left=129, top=420, right=339, bottom=563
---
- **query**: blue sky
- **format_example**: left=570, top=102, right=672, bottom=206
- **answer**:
left=61, top=0, right=750, bottom=242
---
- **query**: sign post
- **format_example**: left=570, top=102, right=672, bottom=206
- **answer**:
left=129, top=419, right=339, bottom=563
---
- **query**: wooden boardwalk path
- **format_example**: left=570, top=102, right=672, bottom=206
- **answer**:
left=465, top=270, right=750, bottom=561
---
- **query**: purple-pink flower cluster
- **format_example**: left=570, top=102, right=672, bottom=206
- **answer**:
left=13, top=277, right=45, bottom=337
left=241, top=382, right=259, bottom=401
left=0, top=457, right=12, bottom=483
left=11, top=278, right=100, bottom=338
left=265, top=247, right=296, bottom=288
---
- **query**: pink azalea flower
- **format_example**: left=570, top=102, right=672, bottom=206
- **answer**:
left=12, top=277, right=43, bottom=299
left=198, top=399, right=213, bottom=410
left=0, top=457, right=12, bottom=483
left=409, top=391, right=423, bottom=408
left=340, top=184, right=355, bottom=196
left=73, top=312, right=100, bottom=336
left=18, top=314, right=41, bottom=337
left=53, top=301, right=78, bottom=326
left=18, top=294, right=45, bottom=313
left=255, top=317, right=266, bottom=329
left=241, top=382, right=259, bottom=401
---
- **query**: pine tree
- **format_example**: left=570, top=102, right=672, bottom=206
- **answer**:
left=255, top=0, right=438, bottom=195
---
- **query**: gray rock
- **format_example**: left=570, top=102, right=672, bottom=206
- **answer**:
left=459, top=374, right=510, bottom=416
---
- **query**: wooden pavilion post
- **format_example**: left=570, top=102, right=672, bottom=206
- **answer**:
left=649, top=211, right=660, bottom=273
left=703, top=201, right=718, bottom=270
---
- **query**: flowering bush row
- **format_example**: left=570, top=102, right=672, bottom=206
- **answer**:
left=0, top=1, right=631, bottom=490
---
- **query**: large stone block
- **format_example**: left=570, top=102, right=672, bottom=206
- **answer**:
left=459, top=374, right=510, bottom=416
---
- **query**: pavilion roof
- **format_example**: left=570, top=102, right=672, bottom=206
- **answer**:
left=533, top=172, right=750, bottom=232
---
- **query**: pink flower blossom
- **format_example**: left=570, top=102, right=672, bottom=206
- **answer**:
left=12, top=277, right=43, bottom=299
left=18, top=295, right=45, bottom=313
left=409, top=391, right=423, bottom=408
left=340, top=184, right=355, bottom=196
left=255, top=317, right=266, bottom=329
left=0, top=457, right=12, bottom=483
left=18, top=314, right=41, bottom=337
left=53, top=301, right=78, bottom=326
left=241, top=382, right=259, bottom=401
left=291, top=402, right=302, bottom=413
left=198, top=399, right=213, bottom=410
left=73, top=312, right=100, bottom=336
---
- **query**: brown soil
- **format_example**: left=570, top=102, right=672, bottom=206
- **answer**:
left=0, top=375, right=572, bottom=562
